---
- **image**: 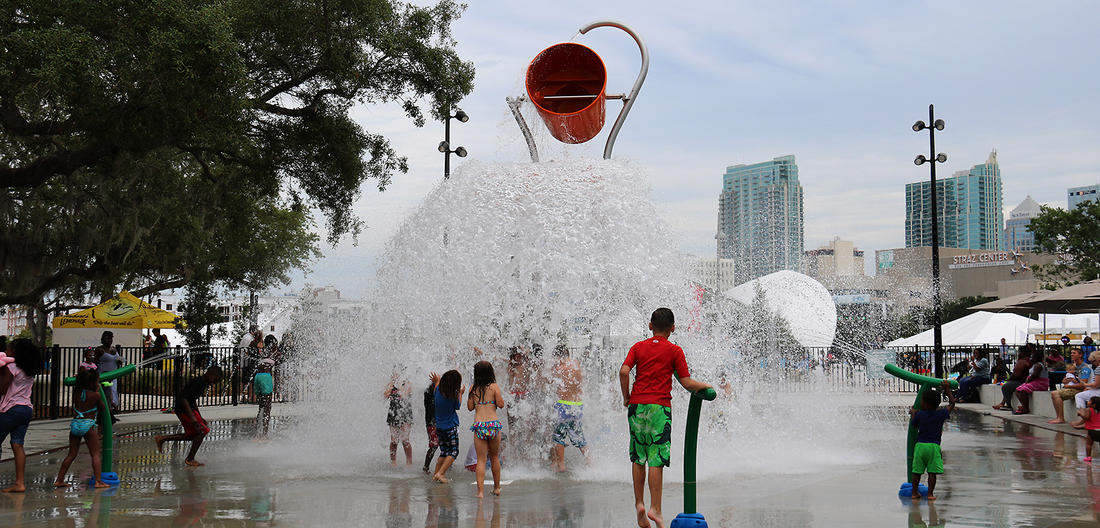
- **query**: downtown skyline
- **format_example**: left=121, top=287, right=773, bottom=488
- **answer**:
left=283, top=1, right=1100, bottom=298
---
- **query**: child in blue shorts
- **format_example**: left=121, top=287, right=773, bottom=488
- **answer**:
left=430, top=370, right=464, bottom=483
left=909, top=380, right=956, bottom=500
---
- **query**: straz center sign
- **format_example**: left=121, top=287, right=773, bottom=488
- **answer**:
left=947, top=252, right=1014, bottom=270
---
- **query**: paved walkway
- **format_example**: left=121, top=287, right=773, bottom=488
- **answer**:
left=1, top=403, right=303, bottom=462
left=956, top=401, right=1090, bottom=438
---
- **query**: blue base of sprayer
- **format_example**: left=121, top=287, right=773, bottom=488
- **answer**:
left=899, top=482, right=929, bottom=498
left=88, top=472, right=120, bottom=488
left=670, top=512, right=708, bottom=528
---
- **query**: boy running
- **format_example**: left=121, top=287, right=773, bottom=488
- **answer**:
left=155, top=365, right=223, bottom=466
left=619, top=308, right=711, bottom=528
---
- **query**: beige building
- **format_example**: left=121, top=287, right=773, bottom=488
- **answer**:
left=687, top=256, right=737, bottom=293
left=874, top=247, right=1055, bottom=308
left=804, top=237, right=866, bottom=279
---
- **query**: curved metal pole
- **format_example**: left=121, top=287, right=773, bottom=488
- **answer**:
left=578, top=20, right=649, bottom=160
left=506, top=96, right=539, bottom=162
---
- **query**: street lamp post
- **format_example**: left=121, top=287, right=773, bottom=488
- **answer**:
left=912, top=104, right=948, bottom=379
left=438, top=109, right=469, bottom=179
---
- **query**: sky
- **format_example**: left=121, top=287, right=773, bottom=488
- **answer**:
left=283, top=1, right=1100, bottom=299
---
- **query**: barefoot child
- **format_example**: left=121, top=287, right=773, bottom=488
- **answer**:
left=467, top=361, right=504, bottom=498
left=430, top=370, right=464, bottom=483
left=909, top=380, right=956, bottom=500
left=384, top=368, right=414, bottom=466
left=550, top=345, right=589, bottom=472
left=254, top=359, right=275, bottom=438
left=619, top=308, right=711, bottom=528
left=155, top=365, right=223, bottom=467
left=422, top=383, right=439, bottom=473
left=1078, top=396, right=1100, bottom=462
left=54, top=366, right=109, bottom=488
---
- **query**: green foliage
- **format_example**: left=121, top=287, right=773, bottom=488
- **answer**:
left=1030, top=201, right=1100, bottom=286
left=0, top=0, right=475, bottom=306
left=177, top=281, right=227, bottom=347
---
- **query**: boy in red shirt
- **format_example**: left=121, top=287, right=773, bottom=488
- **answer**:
left=619, top=308, right=711, bottom=528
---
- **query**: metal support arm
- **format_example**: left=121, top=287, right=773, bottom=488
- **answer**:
left=578, top=20, right=649, bottom=160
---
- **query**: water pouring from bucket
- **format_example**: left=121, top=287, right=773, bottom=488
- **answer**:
left=526, top=42, right=607, bottom=144
left=508, top=20, right=649, bottom=161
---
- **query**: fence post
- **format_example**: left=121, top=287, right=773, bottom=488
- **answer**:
left=49, top=344, right=61, bottom=420
left=231, top=347, right=239, bottom=407
left=173, top=345, right=183, bottom=402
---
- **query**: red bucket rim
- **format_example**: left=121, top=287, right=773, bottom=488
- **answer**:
left=525, top=42, right=607, bottom=117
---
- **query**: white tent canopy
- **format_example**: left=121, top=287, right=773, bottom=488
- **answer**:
left=888, top=311, right=1035, bottom=347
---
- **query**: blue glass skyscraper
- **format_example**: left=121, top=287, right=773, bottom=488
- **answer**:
left=717, top=155, right=804, bottom=284
left=905, top=150, right=1004, bottom=251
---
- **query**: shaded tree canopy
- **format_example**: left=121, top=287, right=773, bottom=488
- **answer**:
left=0, top=0, right=476, bottom=307
left=1030, top=201, right=1100, bottom=286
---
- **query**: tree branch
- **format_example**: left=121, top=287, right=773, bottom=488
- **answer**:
left=255, top=65, right=324, bottom=103
left=0, top=144, right=115, bottom=187
left=251, top=100, right=310, bottom=117
left=130, top=276, right=192, bottom=298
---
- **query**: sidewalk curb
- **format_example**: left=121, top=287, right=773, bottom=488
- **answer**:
left=955, top=402, right=1088, bottom=438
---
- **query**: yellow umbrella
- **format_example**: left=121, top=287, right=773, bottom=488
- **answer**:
left=52, top=291, right=184, bottom=329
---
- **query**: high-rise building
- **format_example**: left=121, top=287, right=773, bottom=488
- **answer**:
left=717, top=155, right=804, bottom=284
left=1068, top=184, right=1100, bottom=209
left=904, top=150, right=1004, bottom=251
left=803, top=237, right=866, bottom=279
left=1005, top=195, right=1041, bottom=252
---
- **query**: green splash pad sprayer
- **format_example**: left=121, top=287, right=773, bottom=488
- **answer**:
left=883, top=363, right=956, bottom=498
left=670, top=386, right=717, bottom=528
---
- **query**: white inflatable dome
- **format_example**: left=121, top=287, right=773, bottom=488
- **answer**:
left=723, top=270, right=837, bottom=348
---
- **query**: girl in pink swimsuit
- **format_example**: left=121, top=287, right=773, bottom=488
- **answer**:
left=467, top=360, right=504, bottom=498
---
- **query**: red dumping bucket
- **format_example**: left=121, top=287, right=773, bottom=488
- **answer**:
left=525, top=43, right=607, bottom=144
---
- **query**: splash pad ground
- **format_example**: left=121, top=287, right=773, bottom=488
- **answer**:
left=3, top=401, right=1100, bottom=527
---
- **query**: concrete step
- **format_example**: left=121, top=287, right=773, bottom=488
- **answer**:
left=976, top=383, right=1078, bottom=419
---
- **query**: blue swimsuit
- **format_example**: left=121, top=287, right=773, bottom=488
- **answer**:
left=70, top=390, right=98, bottom=437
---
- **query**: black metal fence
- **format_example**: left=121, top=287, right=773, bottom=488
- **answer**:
left=23, top=343, right=1010, bottom=420
left=724, top=345, right=1007, bottom=393
left=29, top=345, right=298, bottom=420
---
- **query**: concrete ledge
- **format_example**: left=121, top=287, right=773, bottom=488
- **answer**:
left=976, top=383, right=1078, bottom=419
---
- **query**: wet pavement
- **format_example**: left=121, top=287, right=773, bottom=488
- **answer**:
left=2, top=407, right=1100, bottom=527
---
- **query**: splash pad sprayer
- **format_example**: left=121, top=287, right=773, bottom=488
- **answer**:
left=670, top=387, right=718, bottom=528
left=507, top=20, right=649, bottom=161
left=64, top=364, right=137, bottom=487
left=883, top=363, right=956, bottom=499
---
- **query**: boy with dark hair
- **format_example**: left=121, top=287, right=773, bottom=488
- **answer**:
left=619, top=308, right=711, bottom=528
left=155, top=365, right=223, bottom=467
left=909, top=380, right=956, bottom=500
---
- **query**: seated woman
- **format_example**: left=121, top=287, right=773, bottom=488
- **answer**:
left=1014, top=350, right=1049, bottom=415
left=993, top=348, right=1031, bottom=411
left=954, top=349, right=991, bottom=403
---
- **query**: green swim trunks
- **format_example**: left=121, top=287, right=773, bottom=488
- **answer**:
left=911, top=442, right=944, bottom=474
left=628, top=404, right=672, bottom=467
